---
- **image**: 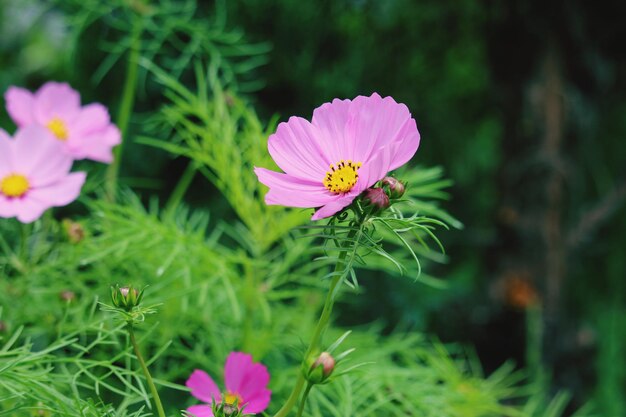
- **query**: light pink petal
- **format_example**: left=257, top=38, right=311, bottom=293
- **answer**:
left=255, top=167, right=333, bottom=208
left=5, top=87, right=35, bottom=126
left=0, top=129, right=14, bottom=177
left=68, top=125, right=121, bottom=163
left=34, top=82, right=81, bottom=124
left=388, top=118, right=420, bottom=171
left=310, top=97, right=353, bottom=163
left=355, top=145, right=394, bottom=192
left=0, top=195, right=18, bottom=218
left=268, top=116, right=331, bottom=181
left=241, top=388, right=271, bottom=414
left=311, top=194, right=356, bottom=221
left=29, top=172, right=85, bottom=206
left=12, top=126, right=72, bottom=185
left=344, top=93, right=414, bottom=164
left=186, top=370, right=221, bottom=404
left=186, top=404, right=214, bottom=417
left=69, top=103, right=111, bottom=135
left=11, top=196, right=49, bottom=223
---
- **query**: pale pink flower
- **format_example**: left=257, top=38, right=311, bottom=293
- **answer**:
left=186, top=352, right=271, bottom=417
left=0, top=126, right=86, bottom=223
left=254, top=93, right=420, bottom=220
left=5, top=82, right=121, bottom=163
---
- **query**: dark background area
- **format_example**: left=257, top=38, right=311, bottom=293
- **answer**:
left=222, top=0, right=626, bottom=413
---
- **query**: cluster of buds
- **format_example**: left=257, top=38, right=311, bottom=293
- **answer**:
left=110, top=284, right=144, bottom=312
left=361, top=176, right=406, bottom=212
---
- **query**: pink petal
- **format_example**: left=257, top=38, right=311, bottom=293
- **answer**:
left=311, top=194, right=357, bottom=221
left=5, top=86, right=35, bottom=126
left=186, top=370, right=221, bottom=404
left=11, top=126, right=72, bottom=186
left=310, top=97, right=353, bottom=163
left=241, top=388, right=271, bottom=414
left=224, top=352, right=254, bottom=394
left=255, top=167, right=333, bottom=208
left=186, top=405, right=214, bottom=417
left=224, top=352, right=271, bottom=414
left=0, top=195, right=18, bottom=218
left=344, top=93, right=415, bottom=164
left=34, top=82, right=81, bottom=124
left=68, top=125, right=121, bottom=163
left=29, top=172, right=85, bottom=206
left=388, top=118, right=420, bottom=171
left=268, top=116, right=331, bottom=181
left=70, top=103, right=111, bottom=136
left=236, top=363, right=270, bottom=401
left=10, top=196, right=49, bottom=223
left=0, top=129, right=14, bottom=177
left=355, top=145, right=394, bottom=192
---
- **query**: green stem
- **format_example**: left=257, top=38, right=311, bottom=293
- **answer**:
left=164, top=161, right=199, bottom=216
left=273, top=225, right=359, bottom=417
left=295, top=383, right=313, bottom=417
left=241, top=261, right=256, bottom=353
left=127, top=324, right=166, bottom=417
left=106, top=16, right=143, bottom=202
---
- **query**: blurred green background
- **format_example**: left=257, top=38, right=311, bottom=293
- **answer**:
left=1, top=0, right=625, bottom=415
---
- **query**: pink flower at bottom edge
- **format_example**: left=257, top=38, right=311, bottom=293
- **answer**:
left=186, top=352, right=271, bottom=417
left=5, top=81, right=121, bottom=163
left=254, top=92, right=420, bottom=220
left=0, top=126, right=86, bottom=223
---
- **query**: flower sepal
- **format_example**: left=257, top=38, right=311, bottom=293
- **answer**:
left=361, top=187, right=390, bottom=213
left=111, top=284, right=144, bottom=311
left=381, top=176, right=406, bottom=199
left=212, top=399, right=246, bottom=417
left=302, top=331, right=355, bottom=385
left=102, top=285, right=157, bottom=325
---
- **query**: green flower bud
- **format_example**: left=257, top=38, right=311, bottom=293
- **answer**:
left=304, top=351, right=335, bottom=384
left=62, top=219, right=85, bottom=244
left=111, top=285, right=143, bottom=311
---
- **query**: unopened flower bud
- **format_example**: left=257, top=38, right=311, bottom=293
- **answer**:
left=111, top=285, right=143, bottom=311
left=362, top=188, right=390, bottom=210
left=62, top=219, right=85, bottom=244
left=381, top=176, right=405, bottom=198
left=60, top=290, right=76, bottom=303
left=305, top=352, right=335, bottom=384
left=313, top=352, right=335, bottom=377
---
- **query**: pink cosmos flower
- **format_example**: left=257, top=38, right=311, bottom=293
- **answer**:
left=254, top=93, right=420, bottom=220
left=0, top=126, right=86, bottom=223
left=5, top=82, right=121, bottom=163
left=186, top=352, right=271, bottom=417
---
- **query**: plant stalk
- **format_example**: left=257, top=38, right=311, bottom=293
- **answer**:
left=164, top=160, right=199, bottom=216
left=128, top=324, right=166, bottom=417
left=273, top=225, right=359, bottom=417
left=295, top=383, right=313, bottom=417
left=106, top=16, right=143, bottom=201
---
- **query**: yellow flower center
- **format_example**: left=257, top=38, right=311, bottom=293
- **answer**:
left=323, top=160, right=362, bottom=194
left=0, top=174, right=30, bottom=198
left=223, top=392, right=241, bottom=406
left=47, top=118, right=69, bottom=141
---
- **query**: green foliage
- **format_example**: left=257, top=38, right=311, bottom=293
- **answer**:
left=0, top=1, right=607, bottom=416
